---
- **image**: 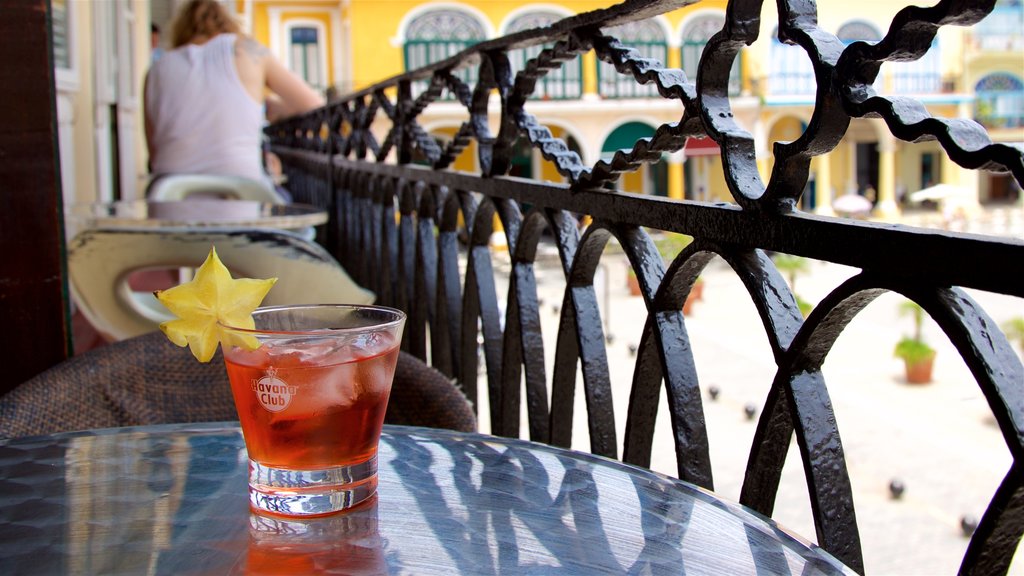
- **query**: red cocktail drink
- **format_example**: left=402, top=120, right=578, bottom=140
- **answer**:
left=220, top=304, right=406, bottom=517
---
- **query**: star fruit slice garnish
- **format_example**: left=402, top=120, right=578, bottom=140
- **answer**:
left=155, top=247, right=277, bottom=362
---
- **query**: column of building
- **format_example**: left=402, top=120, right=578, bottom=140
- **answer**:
left=875, top=136, right=901, bottom=220
left=814, top=153, right=834, bottom=215
left=665, top=47, right=686, bottom=199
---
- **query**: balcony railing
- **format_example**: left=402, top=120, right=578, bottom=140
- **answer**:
left=971, top=2, right=1024, bottom=51
left=267, top=0, right=1024, bottom=573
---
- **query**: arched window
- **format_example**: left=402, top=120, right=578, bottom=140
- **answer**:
left=975, top=73, right=1024, bottom=128
left=680, top=15, right=740, bottom=96
left=836, top=21, right=881, bottom=43
left=505, top=11, right=582, bottom=100
left=404, top=9, right=487, bottom=98
left=834, top=21, right=941, bottom=95
left=768, top=26, right=815, bottom=96
left=839, top=19, right=913, bottom=93
left=597, top=19, right=668, bottom=99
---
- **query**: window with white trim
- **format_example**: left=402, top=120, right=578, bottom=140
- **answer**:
left=681, top=15, right=741, bottom=96
left=975, top=73, right=1024, bottom=128
left=289, top=26, right=323, bottom=91
left=51, top=0, right=78, bottom=90
left=769, top=26, right=816, bottom=96
left=597, top=19, right=667, bottom=99
left=404, top=9, right=486, bottom=99
left=506, top=11, right=582, bottom=100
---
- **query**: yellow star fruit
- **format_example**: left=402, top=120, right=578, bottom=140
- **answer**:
left=155, top=247, right=277, bottom=362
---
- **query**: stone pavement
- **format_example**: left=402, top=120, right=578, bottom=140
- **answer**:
left=476, top=204, right=1024, bottom=575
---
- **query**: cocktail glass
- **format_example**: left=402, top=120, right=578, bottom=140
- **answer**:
left=219, top=304, right=406, bottom=517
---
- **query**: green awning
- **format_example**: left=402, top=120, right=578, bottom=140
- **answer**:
left=601, top=121, right=656, bottom=158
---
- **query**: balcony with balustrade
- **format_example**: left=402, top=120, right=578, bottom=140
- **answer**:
left=265, top=0, right=1024, bottom=573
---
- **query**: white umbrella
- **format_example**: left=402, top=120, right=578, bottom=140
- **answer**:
left=908, top=184, right=972, bottom=203
left=832, top=193, right=873, bottom=215
left=909, top=184, right=982, bottom=224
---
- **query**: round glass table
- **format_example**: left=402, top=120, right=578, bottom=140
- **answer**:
left=65, top=199, right=327, bottom=232
left=0, top=423, right=855, bottom=575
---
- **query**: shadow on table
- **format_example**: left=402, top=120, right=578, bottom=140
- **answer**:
left=383, top=432, right=846, bottom=575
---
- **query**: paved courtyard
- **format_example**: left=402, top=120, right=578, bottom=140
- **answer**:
left=475, top=203, right=1024, bottom=574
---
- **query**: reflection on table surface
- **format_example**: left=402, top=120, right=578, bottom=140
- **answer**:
left=0, top=423, right=854, bottom=575
left=65, top=199, right=328, bottom=230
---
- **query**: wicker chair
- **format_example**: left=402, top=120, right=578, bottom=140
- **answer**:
left=0, top=331, right=476, bottom=439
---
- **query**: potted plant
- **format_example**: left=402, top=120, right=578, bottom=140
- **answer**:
left=771, top=253, right=813, bottom=317
left=626, top=232, right=703, bottom=309
left=655, top=232, right=703, bottom=314
left=626, top=267, right=642, bottom=296
left=1003, top=316, right=1024, bottom=355
left=894, top=300, right=937, bottom=384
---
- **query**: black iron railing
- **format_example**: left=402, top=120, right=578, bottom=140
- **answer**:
left=266, top=0, right=1024, bottom=573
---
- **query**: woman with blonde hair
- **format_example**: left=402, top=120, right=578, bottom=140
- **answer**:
left=144, top=0, right=323, bottom=196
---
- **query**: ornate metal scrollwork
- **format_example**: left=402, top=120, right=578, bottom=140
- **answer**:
left=269, top=1, right=1024, bottom=573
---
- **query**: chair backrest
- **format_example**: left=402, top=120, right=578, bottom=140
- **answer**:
left=0, top=331, right=476, bottom=439
left=67, top=227, right=375, bottom=342
left=146, top=174, right=286, bottom=204
left=0, top=331, right=236, bottom=438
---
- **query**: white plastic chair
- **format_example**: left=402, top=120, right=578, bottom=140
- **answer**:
left=145, top=174, right=315, bottom=239
left=146, top=174, right=286, bottom=204
left=68, top=227, right=375, bottom=342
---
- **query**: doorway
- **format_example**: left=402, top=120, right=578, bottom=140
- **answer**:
left=855, top=142, right=879, bottom=202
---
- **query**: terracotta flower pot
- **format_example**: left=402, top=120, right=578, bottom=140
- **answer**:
left=682, top=280, right=704, bottom=315
left=903, top=356, right=935, bottom=384
left=683, top=292, right=698, bottom=315
left=627, top=273, right=642, bottom=296
left=628, top=275, right=704, bottom=315
left=691, top=280, right=704, bottom=301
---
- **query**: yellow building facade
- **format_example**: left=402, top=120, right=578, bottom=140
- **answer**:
left=238, top=0, right=1021, bottom=216
left=56, top=1, right=1022, bottom=214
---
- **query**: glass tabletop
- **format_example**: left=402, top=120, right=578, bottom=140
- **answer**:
left=65, top=199, right=328, bottom=231
left=0, top=423, right=854, bottom=575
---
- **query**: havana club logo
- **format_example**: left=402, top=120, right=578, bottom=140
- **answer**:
left=251, top=367, right=297, bottom=413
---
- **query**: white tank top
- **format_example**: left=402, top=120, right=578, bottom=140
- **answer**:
left=145, top=34, right=267, bottom=185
